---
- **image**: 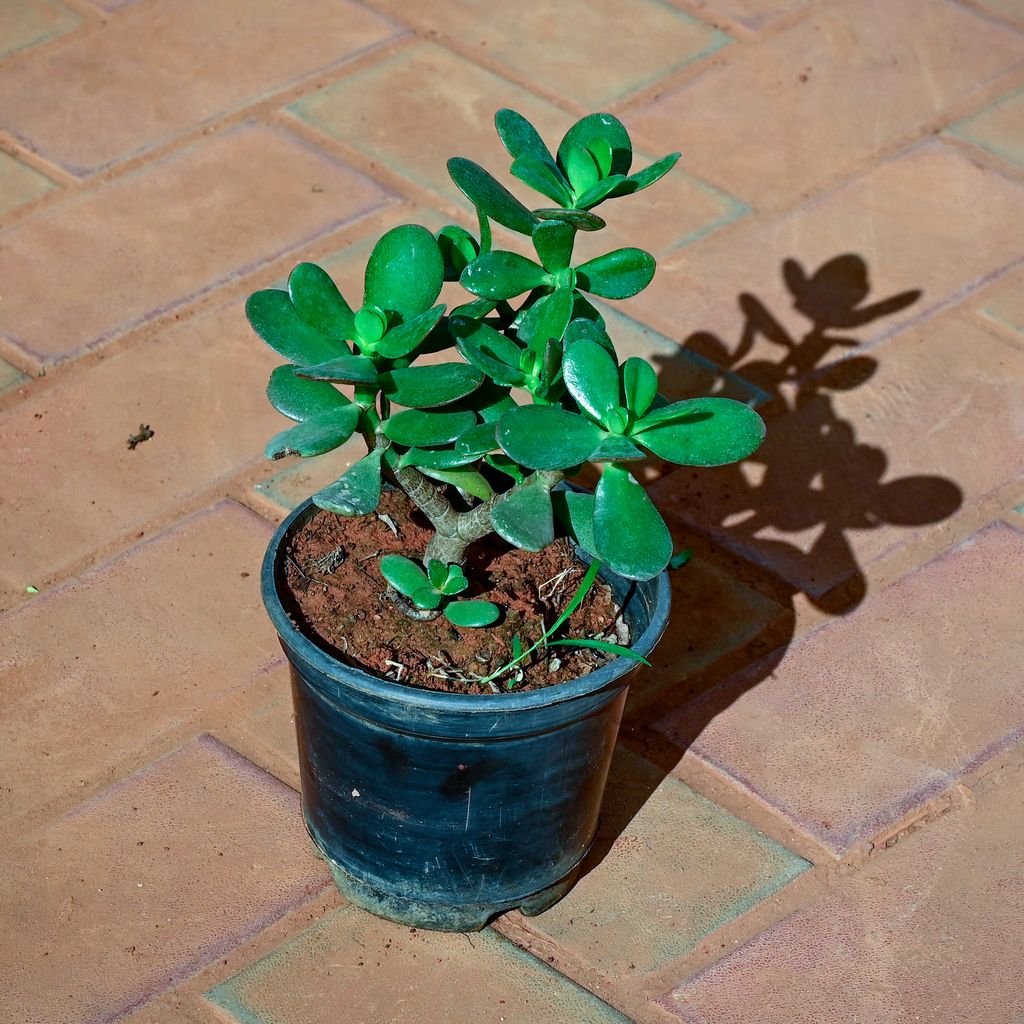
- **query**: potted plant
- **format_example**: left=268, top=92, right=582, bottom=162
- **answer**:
left=251, top=109, right=766, bottom=931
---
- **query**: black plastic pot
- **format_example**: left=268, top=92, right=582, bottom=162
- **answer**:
left=262, top=497, right=670, bottom=931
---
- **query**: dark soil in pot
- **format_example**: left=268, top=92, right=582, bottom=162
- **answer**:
left=280, top=490, right=628, bottom=694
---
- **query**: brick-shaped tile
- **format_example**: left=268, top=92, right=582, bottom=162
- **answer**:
left=0, top=736, right=329, bottom=1024
left=662, top=760, right=1024, bottom=1022
left=515, top=748, right=808, bottom=978
left=632, top=0, right=1024, bottom=210
left=657, top=523, right=1024, bottom=856
left=651, top=315, right=1024, bottom=597
left=207, top=905, right=630, bottom=1024
left=0, top=0, right=402, bottom=174
left=0, top=123, right=392, bottom=364
left=0, top=503, right=278, bottom=826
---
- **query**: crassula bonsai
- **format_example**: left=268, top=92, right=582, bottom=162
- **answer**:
left=247, top=109, right=765, bottom=678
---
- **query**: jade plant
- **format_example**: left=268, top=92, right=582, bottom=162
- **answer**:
left=247, top=109, right=765, bottom=630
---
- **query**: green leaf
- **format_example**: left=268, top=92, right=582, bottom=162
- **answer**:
left=450, top=316, right=526, bottom=387
left=565, top=143, right=601, bottom=198
left=558, top=113, right=632, bottom=176
left=589, top=434, right=645, bottom=461
left=354, top=306, right=386, bottom=345
left=440, top=565, right=469, bottom=596
left=267, top=364, right=349, bottom=422
left=264, top=405, right=360, bottom=460
left=455, top=421, right=499, bottom=457
left=593, top=464, right=672, bottom=580
left=669, top=548, right=693, bottom=570
left=516, top=287, right=574, bottom=352
left=427, top=559, right=447, bottom=590
left=497, top=406, right=605, bottom=470
left=383, top=408, right=477, bottom=447
left=576, top=248, right=656, bottom=300
left=398, top=446, right=483, bottom=470
left=486, top=453, right=526, bottom=483
left=633, top=398, right=766, bottom=466
left=533, top=208, right=606, bottom=232
left=545, top=637, right=650, bottom=665
left=447, top=157, right=538, bottom=235
left=532, top=221, right=575, bottom=272
left=364, top=224, right=444, bottom=320
left=447, top=380, right=517, bottom=422
left=375, top=304, right=446, bottom=359
left=246, top=289, right=340, bottom=365
left=288, top=263, right=355, bottom=340
left=495, top=108, right=557, bottom=165
left=444, top=600, right=501, bottom=628
left=586, top=137, right=613, bottom=178
left=312, top=448, right=384, bottom=515
left=621, top=357, right=658, bottom=417
left=575, top=174, right=629, bottom=210
left=562, top=337, right=621, bottom=427
left=380, top=554, right=431, bottom=599
left=293, top=354, right=380, bottom=385
left=460, top=251, right=551, bottom=300
left=612, top=152, right=682, bottom=196
left=416, top=464, right=494, bottom=501
left=564, top=316, right=615, bottom=358
left=436, top=225, right=479, bottom=280
left=412, top=586, right=443, bottom=610
left=380, top=364, right=484, bottom=408
left=511, top=155, right=573, bottom=207
left=552, top=489, right=597, bottom=556
left=492, top=483, right=555, bottom=552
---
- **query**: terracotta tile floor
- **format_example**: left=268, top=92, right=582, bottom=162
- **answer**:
left=2, top=2, right=1022, bottom=1021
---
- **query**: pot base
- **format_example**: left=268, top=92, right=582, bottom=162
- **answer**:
left=306, top=814, right=581, bottom=932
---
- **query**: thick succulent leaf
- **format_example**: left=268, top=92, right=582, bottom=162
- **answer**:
left=497, top=405, right=604, bottom=470
left=586, top=137, right=613, bottom=178
left=594, top=464, right=672, bottom=580
left=633, top=398, right=766, bottom=466
left=380, top=554, right=431, bottom=599
left=436, top=225, right=479, bottom=280
left=288, top=263, right=355, bottom=340
left=492, top=483, right=555, bottom=552
left=570, top=293, right=606, bottom=326
left=511, top=154, right=573, bottom=207
left=411, top=586, right=443, bottom=610
left=246, top=289, right=340, bottom=365
left=611, top=152, right=682, bottom=196
left=516, top=287, right=574, bottom=352
left=383, top=408, right=476, bottom=447
left=380, top=364, right=484, bottom=408
left=576, top=248, right=656, bottom=300
left=312, top=448, right=384, bottom=515
left=486, top=453, right=526, bottom=483
left=552, top=489, right=597, bottom=557
left=565, top=143, right=601, bottom=198
left=415, top=464, right=493, bottom=501
left=375, top=304, right=446, bottom=359
left=495, top=108, right=557, bottom=165
left=533, top=208, right=606, bottom=232
left=364, top=224, right=444, bottom=320
left=264, top=405, right=360, bottom=460
left=460, top=251, right=551, bottom=300
left=450, top=316, right=526, bottom=386
left=451, top=297, right=498, bottom=319
left=455, top=421, right=499, bottom=457
left=444, top=600, right=500, bottom=628
left=621, top=357, right=658, bottom=417
left=558, top=113, right=632, bottom=176
left=575, top=174, right=628, bottom=210
left=398, top=446, right=482, bottom=470
left=532, top=221, right=575, bottom=272
left=589, top=434, right=646, bottom=461
left=427, top=559, right=447, bottom=590
left=562, top=337, right=621, bottom=426
left=440, top=564, right=469, bottom=595
left=293, top=354, right=380, bottom=385
left=564, top=316, right=615, bottom=358
left=267, top=364, right=349, bottom=422
left=354, top=306, right=386, bottom=346
left=447, top=380, right=517, bottom=422
left=447, top=157, right=537, bottom=235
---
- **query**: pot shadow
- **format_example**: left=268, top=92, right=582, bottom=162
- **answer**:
left=577, top=253, right=965, bottom=878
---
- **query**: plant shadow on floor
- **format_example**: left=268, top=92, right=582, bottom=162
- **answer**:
left=576, top=252, right=965, bottom=878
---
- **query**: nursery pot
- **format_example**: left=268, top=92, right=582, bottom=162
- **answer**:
left=262, top=497, right=671, bottom=932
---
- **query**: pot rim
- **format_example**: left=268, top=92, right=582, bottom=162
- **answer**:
left=262, top=496, right=671, bottom=714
